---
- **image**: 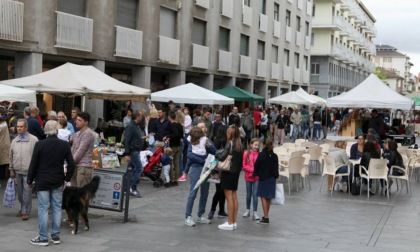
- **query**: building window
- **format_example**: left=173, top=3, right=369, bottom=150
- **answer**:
left=312, top=4, right=315, bottom=17
left=243, top=0, right=250, bottom=7
left=305, top=21, right=309, bottom=36
left=304, top=56, right=308, bottom=71
left=294, top=53, right=300, bottom=68
left=219, top=27, right=230, bottom=51
left=57, top=0, right=86, bottom=16
left=116, top=0, right=138, bottom=29
left=272, top=45, right=279, bottom=63
left=159, top=7, right=177, bottom=38
left=192, top=18, right=206, bottom=46
left=311, top=62, right=320, bottom=74
left=257, top=40, right=265, bottom=60
left=296, top=16, right=301, bottom=32
left=260, top=0, right=266, bottom=14
left=383, top=57, right=392, bottom=63
left=240, top=34, right=249, bottom=56
left=286, top=10, right=291, bottom=27
left=274, top=3, right=279, bottom=21
left=311, top=33, right=314, bottom=45
left=284, top=49, right=290, bottom=66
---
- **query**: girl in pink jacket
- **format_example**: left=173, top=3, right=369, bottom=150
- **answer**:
left=242, top=138, right=260, bottom=220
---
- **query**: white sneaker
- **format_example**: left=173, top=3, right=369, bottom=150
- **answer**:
left=218, top=222, right=234, bottom=230
left=184, top=216, right=196, bottom=227
left=253, top=212, right=260, bottom=220
left=342, top=182, right=348, bottom=193
left=233, top=223, right=237, bottom=230
left=196, top=216, right=211, bottom=224
left=242, top=210, right=250, bottom=217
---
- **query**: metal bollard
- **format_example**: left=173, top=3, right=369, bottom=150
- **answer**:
left=124, top=167, right=132, bottom=223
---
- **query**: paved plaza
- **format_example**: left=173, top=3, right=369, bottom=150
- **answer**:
left=1, top=139, right=420, bottom=252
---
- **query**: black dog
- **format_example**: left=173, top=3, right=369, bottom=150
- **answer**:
left=62, top=176, right=100, bottom=234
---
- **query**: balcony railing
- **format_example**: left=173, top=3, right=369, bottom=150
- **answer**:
left=306, top=1, right=312, bottom=16
left=240, top=55, right=251, bottom=75
left=295, top=31, right=302, bottom=46
left=158, top=36, right=180, bottom=65
left=242, top=5, right=252, bottom=27
left=55, top=11, right=93, bottom=51
left=294, top=68, right=301, bottom=82
left=192, top=43, right=209, bottom=69
left=283, top=65, right=292, bottom=81
left=297, top=0, right=303, bottom=10
left=221, top=0, right=233, bottom=18
left=259, top=14, right=268, bottom=33
left=114, top=26, right=142, bottom=59
left=257, top=59, right=267, bottom=77
left=0, top=0, right=24, bottom=42
left=218, top=50, right=232, bottom=72
left=285, top=26, right=292, bottom=42
left=304, top=35, right=311, bottom=50
left=271, top=63, right=280, bottom=79
left=302, top=70, right=310, bottom=84
left=273, top=20, right=281, bottom=38
left=195, top=0, right=209, bottom=9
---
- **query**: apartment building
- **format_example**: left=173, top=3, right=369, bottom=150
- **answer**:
left=310, top=0, right=376, bottom=98
left=375, top=44, right=415, bottom=93
left=0, top=0, right=312, bottom=123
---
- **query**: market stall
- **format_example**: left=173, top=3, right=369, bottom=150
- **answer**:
left=0, top=84, right=36, bottom=106
left=268, top=91, right=317, bottom=106
left=151, top=83, right=234, bottom=105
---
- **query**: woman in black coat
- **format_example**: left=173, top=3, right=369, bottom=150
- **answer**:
left=360, top=141, right=380, bottom=195
left=253, top=138, right=279, bottom=224
left=381, top=140, right=405, bottom=194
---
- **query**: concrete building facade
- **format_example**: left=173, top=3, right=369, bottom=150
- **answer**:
left=0, top=0, right=313, bottom=124
left=309, top=0, right=376, bottom=98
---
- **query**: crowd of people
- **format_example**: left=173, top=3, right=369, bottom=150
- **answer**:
left=0, top=100, right=413, bottom=244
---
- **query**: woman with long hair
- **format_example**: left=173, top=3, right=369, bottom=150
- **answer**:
left=253, top=138, right=279, bottom=224
left=242, top=138, right=260, bottom=220
left=216, top=126, right=243, bottom=230
left=360, top=141, right=380, bottom=195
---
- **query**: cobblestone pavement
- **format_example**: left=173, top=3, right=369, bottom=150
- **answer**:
left=1, top=138, right=420, bottom=251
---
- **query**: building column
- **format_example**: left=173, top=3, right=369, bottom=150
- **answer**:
left=242, top=79, right=254, bottom=93
left=132, top=66, right=151, bottom=90
left=84, top=60, right=105, bottom=128
left=257, top=81, right=268, bottom=101
left=222, top=77, right=235, bottom=87
left=14, top=52, right=42, bottom=78
left=169, top=70, right=186, bottom=88
left=201, top=74, right=214, bottom=90
left=0, top=61, right=8, bottom=80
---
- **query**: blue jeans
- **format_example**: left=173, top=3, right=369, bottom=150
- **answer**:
left=245, top=181, right=258, bottom=211
left=292, top=124, right=300, bottom=139
left=313, top=123, right=321, bottom=139
left=37, top=187, right=62, bottom=240
left=127, top=151, right=143, bottom=191
left=179, top=141, right=184, bottom=177
left=185, top=163, right=210, bottom=218
left=300, top=122, right=309, bottom=139
left=336, top=165, right=349, bottom=183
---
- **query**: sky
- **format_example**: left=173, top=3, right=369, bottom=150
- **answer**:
left=362, top=0, right=420, bottom=76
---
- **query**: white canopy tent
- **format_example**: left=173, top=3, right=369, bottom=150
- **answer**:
left=0, top=84, right=36, bottom=105
left=310, top=94, right=327, bottom=106
left=327, top=74, right=413, bottom=110
left=295, top=88, right=324, bottom=106
left=268, top=91, right=317, bottom=106
left=151, top=83, right=234, bottom=105
left=0, top=63, right=151, bottom=102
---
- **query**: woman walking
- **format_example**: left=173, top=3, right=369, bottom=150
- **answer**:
left=253, top=138, right=279, bottom=224
left=216, top=126, right=243, bottom=230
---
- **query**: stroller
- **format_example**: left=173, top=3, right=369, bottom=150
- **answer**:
left=142, top=147, right=165, bottom=188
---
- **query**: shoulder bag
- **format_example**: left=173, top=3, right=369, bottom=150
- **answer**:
left=217, top=141, right=233, bottom=171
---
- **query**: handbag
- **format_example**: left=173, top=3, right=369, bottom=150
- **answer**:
left=3, top=178, right=16, bottom=208
left=351, top=177, right=361, bottom=196
left=271, top=183, right=285, bottom=205
left=217, top=141, right=233, bottom=171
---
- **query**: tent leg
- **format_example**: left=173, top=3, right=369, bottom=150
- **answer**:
left=81, top=96, right=86, bottom=111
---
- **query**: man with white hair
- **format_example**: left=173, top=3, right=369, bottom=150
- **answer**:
left=47, top=111, right=58, bottom=121
left=27, top=120, right=75, bottom=246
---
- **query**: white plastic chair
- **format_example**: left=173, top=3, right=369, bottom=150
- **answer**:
left=295, top=138, right=306, bottom=147
left=279, top=157, right=306, bottom=195
left=319, top=155, right=350, bottom=195
left=291, top=150, right=306, bottom=158
left=282, top=142, right=296, bottom=150
left=388, top=156, right=412, bottom=196
left=346, top=141, right=356, bottom=157
left=308, top=146, right=322, bottom=174
left=359, top=158, right=389, bottom=199
left=301, top=142, right=317, bottom=148
left=410, top=157, right=420, bottom=181
left=319, top=143, right=330, bottom=154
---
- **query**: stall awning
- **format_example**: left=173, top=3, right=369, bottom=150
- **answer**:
left=213, top=86, right=265, bottom=103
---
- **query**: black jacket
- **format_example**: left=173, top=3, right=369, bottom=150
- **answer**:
left=166, top=121, right=183, bottom=147
left=124, top=120, right=144, bottom=154
left=27, top=116, right=46, bottom=140
left=27, top=135, right=75, bottom=191
left=383, top=150, right=404, bottom=169
left=275, top=114, right=288, bottom=129
left=215, top=141, right=243, bottom=173
left=360, top=152, right=380, bottom=170
left=253, top=150, right=279, bottom=181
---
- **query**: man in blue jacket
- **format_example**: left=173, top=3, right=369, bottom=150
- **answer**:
left=23, top=107, right=45, bottom=140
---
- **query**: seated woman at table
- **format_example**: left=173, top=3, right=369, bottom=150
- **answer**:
left=350, top=134, right=365, bottom=177
left=328, top=140, right=349, bottom=192
left=381, top=139, right=405, bottom=195
left=360, top=141, right=381, bottom=195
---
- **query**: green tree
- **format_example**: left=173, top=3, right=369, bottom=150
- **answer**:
left=375, top=67, right=387, bottom=80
